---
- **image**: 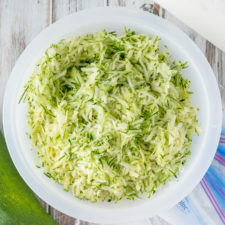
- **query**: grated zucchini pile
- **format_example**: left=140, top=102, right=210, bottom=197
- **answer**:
left=23, top=29, right=198, bottom=202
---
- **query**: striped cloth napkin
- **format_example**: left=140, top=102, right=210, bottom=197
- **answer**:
left=160, top=128, right=225, bottom=225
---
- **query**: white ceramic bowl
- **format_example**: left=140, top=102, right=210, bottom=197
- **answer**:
left=3, top=7, right=222, bottom=224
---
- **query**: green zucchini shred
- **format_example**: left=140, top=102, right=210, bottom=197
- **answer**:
left=23, top=29, right=199, bottom=202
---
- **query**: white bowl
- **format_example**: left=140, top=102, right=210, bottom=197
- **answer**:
left=3, top=7, right=222, bottom=224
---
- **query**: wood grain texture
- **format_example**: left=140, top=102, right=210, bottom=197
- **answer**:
left=0, top=0, right=224, bottom=224
left=0, top=0, right=50, bottom=131
left=52, top=0, right=77, bottom=22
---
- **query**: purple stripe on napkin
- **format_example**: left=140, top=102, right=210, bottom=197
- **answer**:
left=214, top=154, right=225, bottom=166
left=201, top=179, right=225, bottom=224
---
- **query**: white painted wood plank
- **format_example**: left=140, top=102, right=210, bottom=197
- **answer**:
left=76, top=0, right=107, bottom=11
left=217, top=49, right=225, bottom=120
left=0, top=0, right=51, bottom=131
left=52, top=0, right=77, bottom=23
left=107, top=0, right=138, bottom=7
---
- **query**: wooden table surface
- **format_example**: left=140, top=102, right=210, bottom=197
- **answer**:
left=0, top=1, right=224, bottom=225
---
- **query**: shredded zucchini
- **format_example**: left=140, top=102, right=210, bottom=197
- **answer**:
left=23, top=29, right=198, bottom=202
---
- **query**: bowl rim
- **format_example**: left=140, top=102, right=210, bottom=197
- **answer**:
left=3, top=7, right=222, bottom=224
